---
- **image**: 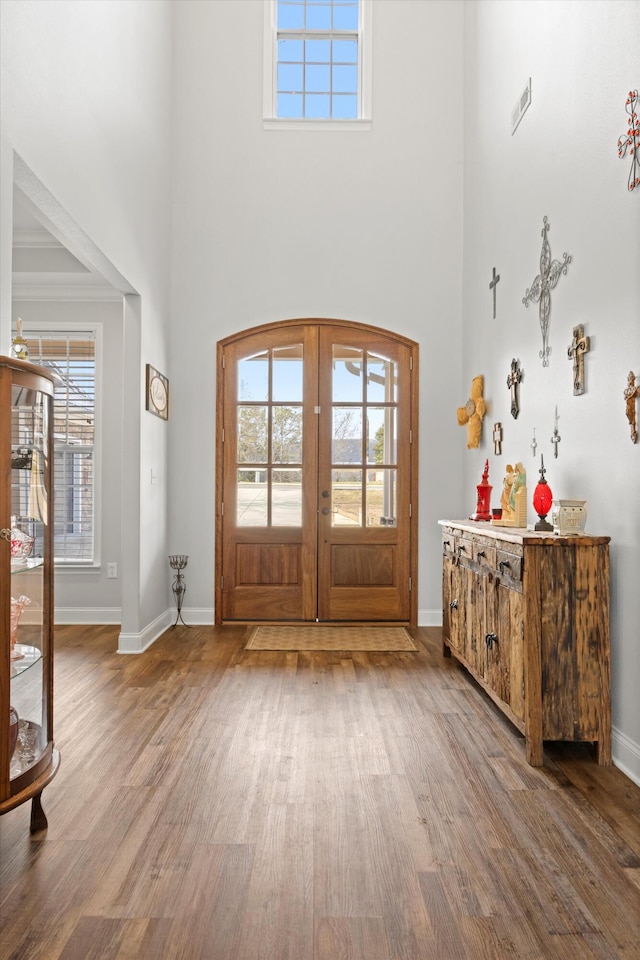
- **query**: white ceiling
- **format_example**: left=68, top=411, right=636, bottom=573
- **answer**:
left=12, top=191, right=114, bottom=292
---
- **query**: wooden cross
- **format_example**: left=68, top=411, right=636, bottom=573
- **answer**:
left=550, top=405, right=561, bottom=458
left=567, top=324, right=590, bottom=395
left=493, top=422, right=503, bottom=455
left=506, top=358, right=523, bottom=419
left=489, top=267, right=500, bottom=319
left=523, top=217, right=572, bottom=367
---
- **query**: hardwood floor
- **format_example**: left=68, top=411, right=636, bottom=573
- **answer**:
left=2, top=624, right=639, bottom=959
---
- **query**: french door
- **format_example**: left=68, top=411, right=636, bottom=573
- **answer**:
left=216, top=320, right=418, bottom=624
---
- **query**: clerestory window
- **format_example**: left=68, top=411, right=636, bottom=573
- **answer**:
left=264, top=0, right=372, bottom=128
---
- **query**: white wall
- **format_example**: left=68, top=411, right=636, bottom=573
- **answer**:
left=1, top=0, right=175, bottom=647
left=169, top=0, right=466, bottom=623
left=462, top=0, right=640, bottom=781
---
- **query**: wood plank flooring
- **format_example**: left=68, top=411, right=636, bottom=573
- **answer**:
left=1, top=624, right=639, bottom=959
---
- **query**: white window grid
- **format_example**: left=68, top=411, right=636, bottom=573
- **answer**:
left=264, top=0, right=372, bottom=128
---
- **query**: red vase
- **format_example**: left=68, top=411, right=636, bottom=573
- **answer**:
left=533, top=455, right=553, bottom=531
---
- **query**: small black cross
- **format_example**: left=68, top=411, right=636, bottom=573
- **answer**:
left=489, top=267, right=500, bottom=319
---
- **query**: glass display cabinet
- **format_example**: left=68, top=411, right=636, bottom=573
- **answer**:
left=1, top=355, right=59, bottom=832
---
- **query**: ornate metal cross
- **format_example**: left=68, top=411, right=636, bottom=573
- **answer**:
left=550, top=405, right=561, bottom=458
left=493, top=422, right=503, bottom=455
left=506, top=358, right=523, bottom=419
left=523, top=216, right=572, bottom=367
left=617, top=89, right=640, bottom=192
left=489, top=267, right=500, bottom=319
left=567, top=324, right=590, bottom=395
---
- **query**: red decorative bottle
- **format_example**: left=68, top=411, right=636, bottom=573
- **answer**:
left=471, top=459, right=492, bottom=521
left=533, top=455, right=553, bottom=531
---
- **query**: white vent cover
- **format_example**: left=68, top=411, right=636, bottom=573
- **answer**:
left=511, top=79, right=531, bottom=135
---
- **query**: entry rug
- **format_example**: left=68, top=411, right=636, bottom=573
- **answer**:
left=244, top=625, right=418, bottom=652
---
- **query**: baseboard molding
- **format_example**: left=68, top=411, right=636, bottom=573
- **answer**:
left=117, top=609, right=173, bottom=654
left=58, top=606, right=435, bottom=629
left=612, top=725, right=640, bottom=787
left=418, top=607, right=443, bottom=627
left=55, top=607, right=121, bottom=624
left=175, top=607, right=215, bottom=626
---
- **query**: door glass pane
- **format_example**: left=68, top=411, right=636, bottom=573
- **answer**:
left=272, top=469, right=302, bottom=526
left=333, top=345, right=363, bottom=402
left=332, top=407, right=362, bottom=464
left=272, top=344, right=303, bottom=401
left=332, top=468, right=362, bottom=526
left=237, top=469, right=268, bottom=526
left=367, top=407, right=397, bottom=465
left=367, top=468, right=397, bottom=527
left=238, top=351, right=269, bottom=401
left=367, top=352, right=397, bottom=403
left=237, top=406, right=268, bottom=463
left=272, top=406, right=302, bottom=463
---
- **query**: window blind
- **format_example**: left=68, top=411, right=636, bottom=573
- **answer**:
left=25, top=334, right=96, bottom=564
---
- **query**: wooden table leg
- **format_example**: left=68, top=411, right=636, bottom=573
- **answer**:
left=30, top=793, right=49, bottom=833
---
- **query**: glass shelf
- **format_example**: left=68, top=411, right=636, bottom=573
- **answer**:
left=11, top=557, right=44, bottom=574
left=11, top=644, right=42, bottom=678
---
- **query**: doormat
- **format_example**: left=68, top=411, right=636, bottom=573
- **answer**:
left=244, top=625, right=418, bottom=652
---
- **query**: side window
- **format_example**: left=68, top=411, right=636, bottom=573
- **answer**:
left=20, top=330, right=98, bottom=565
left=264, top=0, right=372, bottom=126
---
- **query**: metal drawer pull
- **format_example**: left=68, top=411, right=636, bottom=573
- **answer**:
left=499, top=560, right=511, bottom=574
left=485, top=632, right=498, bottom=649
left=449, top=599, right=459, bottom=610
left=477, top=550, right=486, bottom=558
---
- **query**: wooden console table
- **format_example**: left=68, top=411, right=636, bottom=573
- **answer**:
left=440, top=520, right=611, bottom=767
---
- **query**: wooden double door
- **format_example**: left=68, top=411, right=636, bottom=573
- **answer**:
left=215, top=320, right=418, bottom=624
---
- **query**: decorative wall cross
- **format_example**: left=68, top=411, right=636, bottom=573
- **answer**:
left=523, top=216, right=572, bottom=367
left=506, top=358, right=523, bottom=419
left=567, top=324, right=590, bottom=395
left=456, top=375, right=486, bottom=449
left=489, top=267, right=500, bottom=319
left=493, top=422, right=503, bottom=455
left=624, top=371, right=640, bottom=443
left=617, top=89, right=640, bottom=192
left=551, top=405, right=561, bottom=458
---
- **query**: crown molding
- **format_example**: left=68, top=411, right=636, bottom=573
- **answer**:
left=13, top=228, right=64, bottom=248
left=12, top=280, right=123, bottom=301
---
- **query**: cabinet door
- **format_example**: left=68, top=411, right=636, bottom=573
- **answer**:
left=442, top=557, right=466, bottom=654
left=485, top=581, right=525, bottom=719
left=465, top=566, right=487, bottom=677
